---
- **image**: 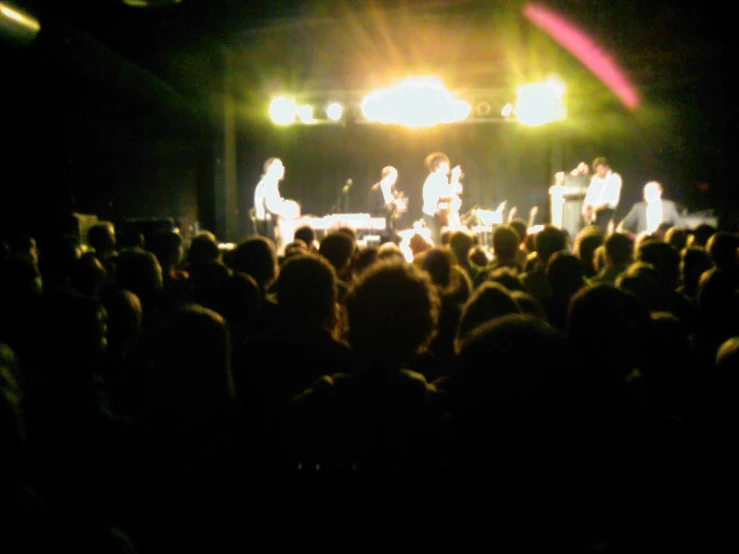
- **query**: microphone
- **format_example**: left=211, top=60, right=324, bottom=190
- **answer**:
left=342, top=178, right=353, bottom=194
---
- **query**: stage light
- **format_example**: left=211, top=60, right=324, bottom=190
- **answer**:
left=0, top=2, right=40, bottom=46
left=501, top=103, right=513, bottom=117
left=326, top=102, right=343, bottom=121
left=361, top=77, right=470, bottom=128
left=476, top=101, right=492, bottom=117
left=515, top=78, right=565, bottom=126
left=269, top=96, right=297, bottom=125
left=297, top=104, right=315, bottom=123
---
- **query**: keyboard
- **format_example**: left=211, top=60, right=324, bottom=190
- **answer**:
left=278, top=214, right=387, bottom=251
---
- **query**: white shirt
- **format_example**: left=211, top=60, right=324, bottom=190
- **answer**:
left=584, top=171, right=622, bottom=210
left=646, top=199, right=663, bottom=234
left=254, top=177, right=283, bottom=220
left=422, top=172, right=458, bottom=216
left=380, top=181, right=394, bottom=205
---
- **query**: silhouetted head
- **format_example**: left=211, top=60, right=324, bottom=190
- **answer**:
left=449, top=231, right=474, bottom=266
left=232, top=236, right=277, bottom=294
left=457, top=281, right=521, bottom=347
left=345, top=261, right=439, bottom=369
left=294, top=225, right=317, bottom=251
left=377, top=242, right=405, bottom=263
left=487, top=266, right=524, bottom=292
left=87, top=222, right=116, bottom=255
left=149, top=305, right=234, bottom=439
left=547, top=252, right=586, bottom=298
left=706, top=232, right=739, bottom=273
left=509, top=218, right=527, bottom=246
left=422, top=247, right=455, bottom=289
left=568, top=284, right=650, bottom=390
left=283, top=240, right=308, bottom=260
left=3, top=233, right=38, bottom=267
left=574, top=226, right=604, bottom=277
left=457, top=314, right=569, bottom=413
left=468, top=245, right=490, bottom=268
left=353, top=246, right=379, bottom=276
left=636, top=240, right=681, bottom=290
left=187, top=231, right=220, bottom=268
left=616, top=262, right=661, bottom=304
left=277, top=254, right=338, bottom=331
left=604, top=232, right=634, bottom=268
left=680, top=247, right=711, bottom=296
left=319, top=232, right=356, bottom=279
left=148, top=229, right=183, bottom=273
left=665, top=227, right=688, bottom=251
left=493, top=225, right=520, bottom=264
left=115, top=247, right=164, bottom=307
left=535, top=225, right=567, bottom=267
left=221, top=272, right=261, bottom=335
left=687, top=224, right=716, bottom=249
left=101, top=288, right=142, bottom=358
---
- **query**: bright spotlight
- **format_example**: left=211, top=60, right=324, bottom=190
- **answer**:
left=269, top=97, right=297, bottom=125
left=501, top=103, right=513, bottom=117
left=515, top=79, right=565, bottom=126
left=297, top=104, right=315, bottom=123
left=326, top=102, right=343, bottom=121
left=361, top=77, right=470, bottom=128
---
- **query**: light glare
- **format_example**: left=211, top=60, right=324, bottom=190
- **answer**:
left=269, top=97, right=297, bottom=125
left=361, top=77, right=470, bottom=128
left=297, top=104, right=315, bottom=123
left=515, top=79, right=565, bottom=126
left=326, top=102, right=343, bottom=121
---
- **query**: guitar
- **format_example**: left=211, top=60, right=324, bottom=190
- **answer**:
left=388, top=190, right=408, bottom=220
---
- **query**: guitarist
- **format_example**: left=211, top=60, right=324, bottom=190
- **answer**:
left=582, top=157, right=622, bottom=234
left=369, top=166, right=407, bottom=241
left=422, top=152, right=463, bottom=244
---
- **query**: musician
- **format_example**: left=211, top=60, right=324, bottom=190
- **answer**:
left=369, top=166, right=407, bottom=240
left=422, top=152, right=463, bottom=245
left=582, top=157, right=622, bottom=234
left=253, top=157, right=299, bottom=243
left=617, top=181, right=683, bottom=236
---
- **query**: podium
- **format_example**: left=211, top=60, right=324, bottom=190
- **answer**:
left=550, top=175, right=589, bottom=238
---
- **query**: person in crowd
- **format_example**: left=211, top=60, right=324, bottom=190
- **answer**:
left=508, top=218, right=529, bottom=269
left=589, top=231, right=633, bottom=285
left=521, top=224, right=567, bottom=299
left=545, top=252, right=587, bottom=331
left=319, top=231, right=357, bottom=301
left=88, top=222, right=118, bottom=275
left=573, top=225, right=604, bottom=279
left=293, top=225, right=318, bottom=253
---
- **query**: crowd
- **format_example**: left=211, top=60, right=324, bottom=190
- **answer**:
left=1, top=217, right=738, bottom=551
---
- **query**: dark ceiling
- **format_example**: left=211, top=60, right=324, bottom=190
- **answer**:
left=19, top=0, right=729, bottom=102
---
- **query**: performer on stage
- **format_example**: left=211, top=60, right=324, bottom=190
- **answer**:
left=617, top=181, right=683, bottom=236
left=253, top=157, right=299, bottom=243
left=368, top=166, right=407, bottom=240
left=582, top=157, right=622, bottom=234
left=421, top=152, right=463, bottom=245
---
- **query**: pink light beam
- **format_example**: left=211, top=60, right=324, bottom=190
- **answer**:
left=523, top=3, right=640, bottom=109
